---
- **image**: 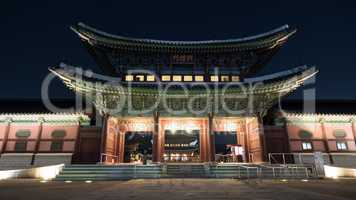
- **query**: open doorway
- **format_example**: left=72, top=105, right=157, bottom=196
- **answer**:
left=124, top=131, right=153, bottom=164
left=164, top=130, right=200, bottom=162
left=214, top=131, right=244, bottom=162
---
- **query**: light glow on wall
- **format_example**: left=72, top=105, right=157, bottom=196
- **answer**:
left=0, top=164, right=63, bottom=181
left=165, top=121, right=200, bottom=133
left=0, top=169, right=21, bottom=180
left=224, top=122, right=237, bottom=132
left=324, top=165, right=356, bottom=179
left=34, top=164, right=64, bottom=180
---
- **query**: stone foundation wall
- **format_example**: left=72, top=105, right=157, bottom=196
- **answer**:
left=293, top=153, right=331, bottom=165
left=33, top=153, right=73, bottom=167
left=331, top=154, right=356, bottom=168
left=0, top=153, right=34, bottom=170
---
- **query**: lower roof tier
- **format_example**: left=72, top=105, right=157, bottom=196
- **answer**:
left=50, top=64, right=317, bottom=117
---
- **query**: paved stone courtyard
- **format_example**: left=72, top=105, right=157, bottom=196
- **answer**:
left=0, top=178, right=355, bottom=200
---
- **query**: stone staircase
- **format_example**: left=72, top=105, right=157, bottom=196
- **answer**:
left=210, top=164, right=259, bottom=178
left=258, top=165, right=312, bottom=179
left=165, top=164, right=207, bottom=178
left=54, top=163, right=314, bottom=181
left=55, top=164, right=162, bottom=181
left=209, top=164, right=312, bottom=179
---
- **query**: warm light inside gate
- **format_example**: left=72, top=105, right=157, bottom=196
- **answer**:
left=165, top=121, right=200, bottom=133
left=225, top=122, right=237, bottom=132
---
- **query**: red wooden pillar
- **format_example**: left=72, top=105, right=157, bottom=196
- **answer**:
left=257, top=116, right=267, bottom=162
left=0, top=118, right=12, bottom=154
left=31, top=119, right=44, bottom=165
left=205, top=117, right=212, bottom=162
left=157, top=119, right=165, bottom=162
left=208, top=114, right=216, bottom=162
left=243, top=119, right=250, bottom=162
left=351, top=119, right=356, bottom=146
left=152, top=112, right=159, bottom=162
left=100, top=114, right=109, bottom=157
left=115, top=118, right=127, bottom=164
left=320, top=118, right=333, bottom=164
left=117, top=131, right=125, bottom=163
left=199, top=121, right=207, bottom=162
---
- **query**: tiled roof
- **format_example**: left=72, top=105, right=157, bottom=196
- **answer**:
left=71, top=22, right=296, bottom=52
left=283, top=112, right=356, bottom=123
left=0, top=113, right=90, bottom=124
left=50, top=63, right=317, bottom=96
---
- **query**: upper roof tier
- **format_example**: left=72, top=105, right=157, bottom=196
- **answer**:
left=71, top=23, right=297, bottom=77
left=71, top=23, right=296, bottom=53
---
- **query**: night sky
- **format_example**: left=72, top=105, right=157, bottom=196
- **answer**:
left=1, top=1, right=355, bottom=100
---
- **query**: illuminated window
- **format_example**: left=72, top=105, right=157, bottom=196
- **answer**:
left=147, top=75, right=155, bottom=82
left=336, top=141, right=348, bottom=150
left=302, top=142, right=312, bottom=150
left=173, top=75, right=182, bottom=82
left=195, top=75, right=204, bottom=82
left=221, top=76, right=229, bottom=82
left=183, top=75, right=193, bottom=82
left=161, top=75, right=171, bottom=81
left=210, top=76, right=219, bottom=82
left=231, top=76, right=240, bottom=82
left=125, top=75, right=134, bottom=81
left=135, top=75, right=145, bottom=82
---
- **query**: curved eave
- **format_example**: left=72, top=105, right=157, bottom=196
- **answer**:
left=50, top=65, right=317, bottom=97
left=71, top=22, right=297, bottom=52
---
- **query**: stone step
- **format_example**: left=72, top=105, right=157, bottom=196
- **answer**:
left=62, top=168, right=161, bottom=171
left=54, top=164, right=313, bottom=181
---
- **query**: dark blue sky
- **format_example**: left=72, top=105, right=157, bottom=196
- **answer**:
left=1, top=1, right=355, bottom=99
